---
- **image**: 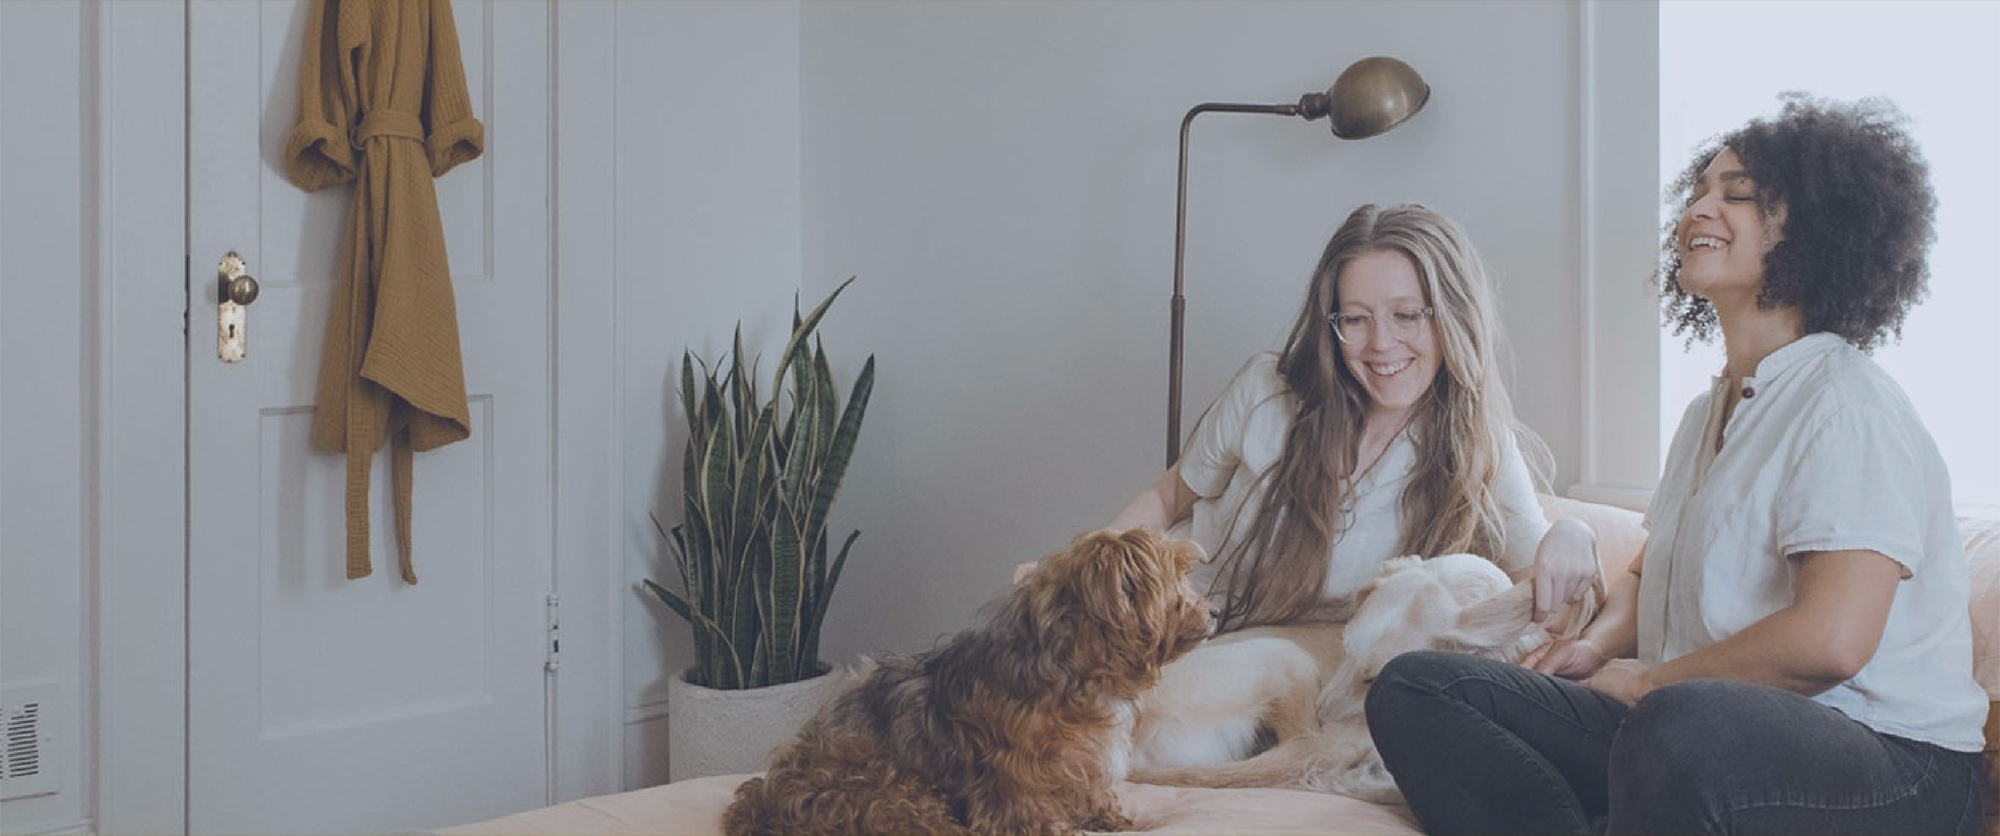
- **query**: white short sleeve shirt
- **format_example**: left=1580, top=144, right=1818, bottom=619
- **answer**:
left=1171, top=353, right=1547, bottom=603
left=1640, top=333, right=1987, bottom=752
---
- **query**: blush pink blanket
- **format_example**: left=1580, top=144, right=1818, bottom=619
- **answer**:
left=433, top=774, right=1423, bottom=835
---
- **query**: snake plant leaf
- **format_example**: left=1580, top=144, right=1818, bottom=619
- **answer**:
left=723, top=549, right=760, bottom=689
left=811, top=342, right=838, bottom=472
left=652, top=513, right=693, bottom=607
left=642, top=578, right=743, bottom=688
left=782, top=351, right=818, bottom=507
left=679, top=497, right=714, bottom=627
left=699, top=356, right=725, bottom=439
left=770, top=276, right=855, bottom=394
left=698, top=417, right=734, bottom=573
left=768, top=507, right=803, bottom=680
left=727, top=404, right=776, bottom=568
left=640, top=578, right=694, bottom=626
left=807, top=355, right=874, bottom=529
left=804, top=529, right=863, bottom=667
left=679, top=350, right=701, bottom=442
left=730, top=326, right=757, bottom=447
left=784, top=340, right=808, bottom=466
left=749, top=632, right=770, bottom=689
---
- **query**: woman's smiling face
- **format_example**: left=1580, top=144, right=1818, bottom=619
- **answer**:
left=1335, top=250, right=1439, bottom=420
left=1675, top=146, right=1788, bottom=308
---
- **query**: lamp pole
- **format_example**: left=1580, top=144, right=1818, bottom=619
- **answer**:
left=1164, top=58, right=1429, bottom=467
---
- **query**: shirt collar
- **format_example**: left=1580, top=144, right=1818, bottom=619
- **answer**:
left=1716, top=331, right=1845, bottom=385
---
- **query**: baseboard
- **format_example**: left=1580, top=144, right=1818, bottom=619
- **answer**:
left=3, top=817, right=94, bottom=836
left=625, top=698, right=670, bottom=727
left=622, top=700, right=673, bottom=790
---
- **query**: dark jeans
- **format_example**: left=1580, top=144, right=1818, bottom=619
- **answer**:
left=1365, top=651, right=1987, bottom=835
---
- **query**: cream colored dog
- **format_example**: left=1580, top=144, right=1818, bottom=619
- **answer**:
left=1128, top=548, right=1600, bottom=804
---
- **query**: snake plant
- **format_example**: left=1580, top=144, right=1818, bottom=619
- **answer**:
left=643, top=278, right=875, bottom=689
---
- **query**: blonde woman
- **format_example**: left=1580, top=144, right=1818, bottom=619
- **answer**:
left=1113, top=203, right=1598, bottom=631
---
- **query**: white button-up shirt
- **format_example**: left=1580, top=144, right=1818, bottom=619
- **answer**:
left=1641, top=332, right=1987, bottom=752
left=1174, top=353, right=1545, bottom=604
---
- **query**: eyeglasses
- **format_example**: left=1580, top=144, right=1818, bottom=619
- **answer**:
left=1328, top=307, right=1434, bottom=345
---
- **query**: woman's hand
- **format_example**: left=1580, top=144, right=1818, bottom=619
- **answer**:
left=1582, top=658, right=1656, bottom=706
left=1531, top=517, right=1605, bottom=623
left=1521, top=637, right=1608, bottom=680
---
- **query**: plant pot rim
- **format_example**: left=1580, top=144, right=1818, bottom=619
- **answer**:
left=673, top=661, right=837, bottom=693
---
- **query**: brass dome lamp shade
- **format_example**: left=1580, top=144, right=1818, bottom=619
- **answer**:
left=1166, top=56, right=1430, bottom=465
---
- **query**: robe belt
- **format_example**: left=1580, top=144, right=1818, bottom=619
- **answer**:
left=352, top=109, right=425, bottom=149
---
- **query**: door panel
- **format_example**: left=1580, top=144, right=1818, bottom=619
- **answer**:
left=186, top=2, right=553, bottom=833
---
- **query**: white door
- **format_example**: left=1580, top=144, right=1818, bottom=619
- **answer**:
left=185, top=2, right=554, bottom=833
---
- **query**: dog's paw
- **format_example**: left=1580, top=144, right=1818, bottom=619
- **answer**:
left=1082, top=809, right=1135, bottom=833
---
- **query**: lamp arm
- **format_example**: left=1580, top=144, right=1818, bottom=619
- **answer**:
left=1167, top=102, right=1306, bottom=467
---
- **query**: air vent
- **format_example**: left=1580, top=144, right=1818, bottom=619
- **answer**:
left=0, top=682, right=60, bottom=800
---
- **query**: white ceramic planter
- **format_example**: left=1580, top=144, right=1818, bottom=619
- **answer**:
left=666, top=664, right=849, bottom=782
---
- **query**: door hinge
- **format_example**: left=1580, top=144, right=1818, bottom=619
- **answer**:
left=544, top=594, right=561, bottom=673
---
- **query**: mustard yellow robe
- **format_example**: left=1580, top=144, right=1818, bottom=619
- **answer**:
left=283, top=0, right=484, bottom=583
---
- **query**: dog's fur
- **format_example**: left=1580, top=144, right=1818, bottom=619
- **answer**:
left=721, top=528, right=1216, bottom=836
left=1128, top=552, right=1600, bottom=804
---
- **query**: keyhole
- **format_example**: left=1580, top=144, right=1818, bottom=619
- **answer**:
left=227, top=323, right=237, bottom=339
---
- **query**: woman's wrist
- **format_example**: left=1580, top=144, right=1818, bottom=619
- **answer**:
left=1632, top=664, right=1662, bottom=701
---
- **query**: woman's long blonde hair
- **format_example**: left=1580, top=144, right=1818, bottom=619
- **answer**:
left=1201, top=204, right=1536, bottom=630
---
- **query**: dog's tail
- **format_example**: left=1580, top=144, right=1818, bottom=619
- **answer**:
left=719, top=776, right=772, bottom=836
left=1125, top=732, right=1334, bottom=790
left=1449, top=577, right=1602, bottom=663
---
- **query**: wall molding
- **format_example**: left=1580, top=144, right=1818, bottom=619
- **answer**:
left=93, top=3, right=186, bottom=833
left=624, top=698, right=671, bottom=727
left=10, top=817, right=95, bottom=836
left=552, top=0, right=626, bottom=805
left=1573, top=0, right=1662, bottom=501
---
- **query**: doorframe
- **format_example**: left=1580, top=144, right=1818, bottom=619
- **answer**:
left=549, top=0, right=625, bottom=804
left=95, top=2, right=187, bottom=832
left=97, top=2, right=624, bottom=830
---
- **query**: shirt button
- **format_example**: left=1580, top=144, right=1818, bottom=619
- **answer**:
left=1741, top=385, right=1756, bottom=399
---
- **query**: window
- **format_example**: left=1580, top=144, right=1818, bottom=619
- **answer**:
left=1659, top=0, right=2000, bottom=507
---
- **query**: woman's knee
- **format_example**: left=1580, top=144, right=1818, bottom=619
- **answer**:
left=1616, top=679, right=1799, bottom=753
left=1370, top=651, right=1465, bottom=704
left=1607, top=679, right=1817, bottom=793
left=1366, top=651, right=1510, bottom=723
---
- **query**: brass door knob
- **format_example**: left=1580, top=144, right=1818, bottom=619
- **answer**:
left=226, top=272, right=260, bottom=306
left=226, top=274, right=260, bottom=305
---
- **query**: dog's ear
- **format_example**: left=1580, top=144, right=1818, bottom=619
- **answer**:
left=1066, top=530, right=1149, bottom=623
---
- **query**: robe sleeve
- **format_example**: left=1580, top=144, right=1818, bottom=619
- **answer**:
left=283, top=0, right=358, bottom=192
left=421, top=0, right=485, bottom=178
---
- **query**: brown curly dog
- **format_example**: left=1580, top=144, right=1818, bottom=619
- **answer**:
left=721, top=528, right=1216, bottom=835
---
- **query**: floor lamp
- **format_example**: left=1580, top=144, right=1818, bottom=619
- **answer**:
left=1166, top=56, right=1431, bottom=466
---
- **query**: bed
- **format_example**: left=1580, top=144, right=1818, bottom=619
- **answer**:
left=438, top=496, right=2000, bottom=835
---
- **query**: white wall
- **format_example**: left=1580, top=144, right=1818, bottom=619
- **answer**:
left=1, top=2, right=1663, bottom=824
left=609, top=1, right=804, bottom=791
left=796, top=1, right=1622, bottom=664
left=0, top=3, right=93, bottom=833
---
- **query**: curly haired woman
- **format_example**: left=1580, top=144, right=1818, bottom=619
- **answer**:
left=1366, top=95, right=1989, bottom=835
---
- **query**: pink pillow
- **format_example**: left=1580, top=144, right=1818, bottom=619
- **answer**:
left=1959, top=508, right=2000, bottom=701
left=1951, top=508, right=2000, bottom=836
